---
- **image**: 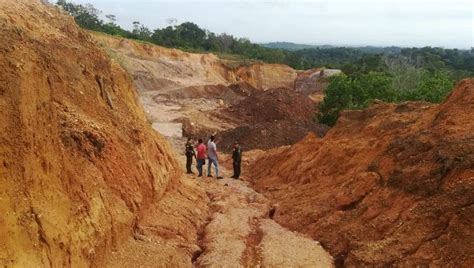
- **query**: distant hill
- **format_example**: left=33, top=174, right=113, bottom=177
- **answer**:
left=261, top=42, right=322, bottom=51
left=261, top=42, right=402, bottom=54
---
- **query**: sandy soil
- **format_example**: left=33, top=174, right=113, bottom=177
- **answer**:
left=194, top=175, right=333, bottom=267
left=104, top=155, right=334, bottom=267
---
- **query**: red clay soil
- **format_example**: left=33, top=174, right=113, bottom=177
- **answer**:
left=0, top=1, right=207, bottom=267
left=228, top=87, right=317, bottom=123
left=218, top=121, right=327, bottom=152
left=218, top=88, right=328, bottom=151
left=248, top=80, right=474, bottom=267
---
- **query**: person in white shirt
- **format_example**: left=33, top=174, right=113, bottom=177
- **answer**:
left=207, top=135, right=222, bottom=179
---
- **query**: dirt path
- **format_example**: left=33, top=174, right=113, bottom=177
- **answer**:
left=103, top=153, right=333, bottom=267
left=193, top=173, right=333, bottom=267
left=106, top=81, right=334, bottom=267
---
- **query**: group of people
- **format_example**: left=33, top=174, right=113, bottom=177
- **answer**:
left=185, top=135, right=242, bottom=179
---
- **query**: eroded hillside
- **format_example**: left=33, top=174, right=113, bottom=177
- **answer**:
left=4, top=1, right=471, bottom=267
left=93, top=33, right=339, bottom=151
left=248, top=80, right=474, bottom=266
left=94, top=32, right=298, bottom=92
left=93, top=32, right=332, bottom=151
left=0, top=1, right=207, bottom=266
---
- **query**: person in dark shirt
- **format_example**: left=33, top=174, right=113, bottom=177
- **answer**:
left=185, top=137, right=196, bottom=174
left=231, top=141, right=242, bottom=179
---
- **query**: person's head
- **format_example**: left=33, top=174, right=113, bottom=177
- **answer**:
left=187, top=137, right=192, bottom=142
left=210, top=135, right=215, bottom=141
left=233, top=141, right=239, bottom=148
left=198, top=138, right=203, bottom=144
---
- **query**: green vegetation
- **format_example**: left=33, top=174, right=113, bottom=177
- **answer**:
left=56, top=1, right=472, bottom=73
left=57, top=0, right=471, bottom=127
left=318, top=70, right=454, bottom=126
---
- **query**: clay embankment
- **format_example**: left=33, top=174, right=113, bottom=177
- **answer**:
left=0, top=1, right=207, bottom=266
left=1, top=1, right=335, bottom=267
left=248, top=80, right=474, bottom=266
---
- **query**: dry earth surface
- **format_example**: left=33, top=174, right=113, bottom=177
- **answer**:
left=2, top=1, right=472, bottom=267
left=1, top=1, right=334, bottom=267
left=93, top=32, right=333, bottom=152
left=248, top=80, right=474, bottom=266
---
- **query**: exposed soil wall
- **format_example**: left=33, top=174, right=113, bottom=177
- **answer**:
left=0, top=1, right=198, bottom=266
left=248, top=80, right=474, bottom=266
left=93, top=33, right=297, bottom=92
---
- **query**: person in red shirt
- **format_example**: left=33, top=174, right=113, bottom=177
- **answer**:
left=195, top=138, right=207, bottom=177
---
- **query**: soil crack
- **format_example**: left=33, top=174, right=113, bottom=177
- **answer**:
left=241, top=218, right=263, bottom=267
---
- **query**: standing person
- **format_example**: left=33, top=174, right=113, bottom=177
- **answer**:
left=195, top=139, right=207, bottom=177
left=185, top=137, right=196, bottom=174
left=231, top=141, right=242, bottom=179
left=207, top=135, right=222, bottom=179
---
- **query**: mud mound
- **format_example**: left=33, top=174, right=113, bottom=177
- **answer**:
left=229, top=88, right=317, bottom=123
left=228, top=81, right=260, bottom=97
left=0, top=1, right=206, bottom=266
left=217, top=88, right=328, bottom=151
left=218, top=121, right=328, bottom=152
left=248, top=80, right=474, bottom=266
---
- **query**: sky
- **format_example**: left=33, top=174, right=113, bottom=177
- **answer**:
left=72, top=0, right=473, bottom=49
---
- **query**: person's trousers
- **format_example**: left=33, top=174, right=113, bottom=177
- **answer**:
left=233, top=161, right=241, bottom=178
left=186, top=156, right=193, bottom=173
left=197, top=159, right=205, bottom=176
left=207, top=157, right=219, bottom=177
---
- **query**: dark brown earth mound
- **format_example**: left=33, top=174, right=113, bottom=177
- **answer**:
left=218, top=121, right=327, bottom=152
left=218, top=88, right=328, bottom=151
left=229, top=87, right=316, bottom=123
left=0, top=1, right=207, bottom=267
left=248, top=80, right=474, bottom=267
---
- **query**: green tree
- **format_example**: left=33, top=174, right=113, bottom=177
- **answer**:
left=318, top=74, right=353, bottom=126
left=401, top=71, right=454, bottom=103
left=318, top=72, right=395, bottom=126
left=176, top=22, right=206, bottom=48
left=57, top=0, right=103, bottom=30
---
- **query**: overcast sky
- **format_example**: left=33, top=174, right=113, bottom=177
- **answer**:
left=72, top=0, right=473, bottom=48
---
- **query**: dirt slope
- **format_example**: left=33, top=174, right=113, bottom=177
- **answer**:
left=93, top=33, right=301, bottom=148
left=248, top=80, right=474, bottom=266
left=0, top=1, right=206, bottom=267
left=93, top=33, right=341, bottom=156
left=93, top=33, right=297, bottom=92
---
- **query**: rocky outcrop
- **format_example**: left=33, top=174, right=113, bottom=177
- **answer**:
left=248, top=80, right=474, bottom=266
left=0, top=1, right=204, bottom=267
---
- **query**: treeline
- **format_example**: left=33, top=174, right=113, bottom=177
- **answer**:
left=57, top=0, right=471, bottom=126
left=56, top=0, right=299, bottom=66
left=57, top=1, right=473, bottom=77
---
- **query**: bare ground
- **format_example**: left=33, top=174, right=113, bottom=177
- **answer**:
left=104, top=161, right=334, bottom=267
